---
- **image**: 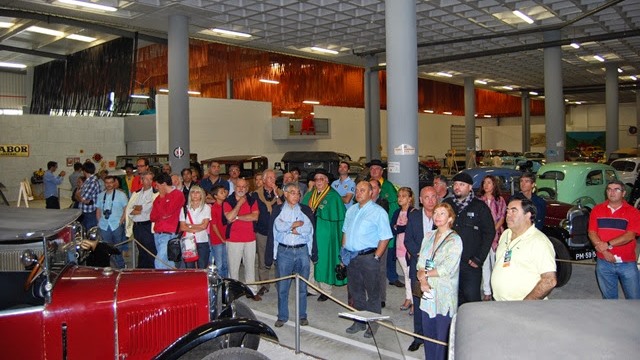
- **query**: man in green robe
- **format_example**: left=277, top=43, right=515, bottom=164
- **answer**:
left=302, top=168, right=347, bottom=301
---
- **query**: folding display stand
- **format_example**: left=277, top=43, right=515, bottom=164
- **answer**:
left=17, top=179, right=34, bottom=207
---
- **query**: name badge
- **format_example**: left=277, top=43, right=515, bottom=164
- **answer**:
left=503, top=249, right=512, bottom=267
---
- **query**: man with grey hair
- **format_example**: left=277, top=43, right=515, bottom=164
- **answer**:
left=266, top=183, right=316, bottom=327
left=253, top=169, right=284, bottom=296
left=433, top=174, right=453, bottom=202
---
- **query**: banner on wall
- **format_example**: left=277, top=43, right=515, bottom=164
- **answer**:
left=0, top=144, right=29, bottom=157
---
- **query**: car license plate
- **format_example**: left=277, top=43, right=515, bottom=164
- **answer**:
left=573, top=249, right=597, bottom=260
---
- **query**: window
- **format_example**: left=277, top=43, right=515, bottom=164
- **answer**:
left=539, top=171, right=564, bottom=181
left=586, top=170, right=603, bottom=186
left=611, top=161, right=636, bottom=172
left=605, top=170, right=617, bottom=183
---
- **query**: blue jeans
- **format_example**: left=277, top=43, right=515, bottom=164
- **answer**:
left=276, top=245, right=310, bottom=322
left=595, top=258, right=640, bottom=299
left=154, top=233, right=176, bottom=269
left=210, top=243, right=228, bottom=277
left=98, top=225, right=126, bottom=268
left=185, top=242, right=210, bottom=269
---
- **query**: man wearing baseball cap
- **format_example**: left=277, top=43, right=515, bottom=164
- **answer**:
left=443, top=172, right=495, bottom=305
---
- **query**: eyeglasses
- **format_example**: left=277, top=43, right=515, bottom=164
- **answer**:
left=286, top=191, right=301, bottom=195
left=314, top=177, right=326, bottom=181
left=606, top=188, right=623, bottom=193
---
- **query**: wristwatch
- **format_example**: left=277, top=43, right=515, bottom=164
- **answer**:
left=374, top=254, right=380, bottom=261
left=607, top=243, right=614, bottom=250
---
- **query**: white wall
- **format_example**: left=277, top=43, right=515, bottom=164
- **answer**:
left=0, top=115, right=125, bottom=202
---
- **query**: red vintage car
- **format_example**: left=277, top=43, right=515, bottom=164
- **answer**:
left=0, top=208, right=276, bottom=360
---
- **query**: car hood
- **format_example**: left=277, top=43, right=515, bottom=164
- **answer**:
left=0, top=207, right=81, bottom=241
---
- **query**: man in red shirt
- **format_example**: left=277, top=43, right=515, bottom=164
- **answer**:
left=223, top=179, right=260, bottom=299
left=130, top=158, right=150, bottom=193
left=150, top=173, right=185, bottom=269
left=588, top=179, right=640, bottom=299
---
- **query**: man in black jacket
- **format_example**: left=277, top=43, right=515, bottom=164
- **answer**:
left=444, top=172, right=495, bottom=305
left=404, top=186, right=438, bottom=352
left=265, top=183, right=317, bottom=327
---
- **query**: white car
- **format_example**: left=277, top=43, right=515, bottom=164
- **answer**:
left=610, top=157, right=640, bottom=186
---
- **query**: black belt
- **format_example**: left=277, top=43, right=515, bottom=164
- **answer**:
left=157, top=232, right=175, bottom=235
left=135, top=221, right=151, bottom=225
left=357, top=248, right=377, bottom=256
left=279, top=243, right=307, bottom=249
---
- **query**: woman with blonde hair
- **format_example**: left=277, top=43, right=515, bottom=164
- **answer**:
left=391, top=186, right=419, bottom=314
left=179, top=185, right=211, bottom=269
left=417, top=202, right=463, bottom=360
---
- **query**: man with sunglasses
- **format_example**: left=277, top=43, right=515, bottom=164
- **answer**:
left=588, top=180, right=640, bottom=299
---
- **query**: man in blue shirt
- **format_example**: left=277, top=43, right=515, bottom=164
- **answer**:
left=44, top=161, right=66, bottom=209
left=342, top=181, right=393, bottom=338
left=266, top=182, right=316, bottom=328
left=331, top=161, right=356, bottom=209
left=96, top=175, right=129, bottom=268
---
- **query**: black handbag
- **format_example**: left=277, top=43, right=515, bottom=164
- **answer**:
left=167, top=236, right=182, bottom=262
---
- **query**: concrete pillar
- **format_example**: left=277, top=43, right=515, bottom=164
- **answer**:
left=167, top=14, right=190, bottom=172
left=226, top=75, right=233, bottom=99
left=605, top=63, right=619, bottom=157
left=543, top=31, right=565, bottom=163
left=24, top=67, right=34, bottom=114
left=364, top=55, right=381, bottom=162
left=464, top=77, right=476, bottom=169
left=384, top=0, right=418, bottom=191
left=521, top=91, right=531, bottom=152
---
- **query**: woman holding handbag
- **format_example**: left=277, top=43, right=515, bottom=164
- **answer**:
left=416, top=202, right=463, bottom=360
left=179, top=185, right=211, bottom=269
left=391, top=187, right=418, bottom=314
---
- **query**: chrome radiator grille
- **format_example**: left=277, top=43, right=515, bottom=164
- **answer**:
left=0, top=243, right=42, bottom=271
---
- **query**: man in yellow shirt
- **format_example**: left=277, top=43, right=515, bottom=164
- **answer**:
left=491, top=197, right=557, bottom=301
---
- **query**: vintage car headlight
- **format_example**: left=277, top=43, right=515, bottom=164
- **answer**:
left=21, top=249, right=39, bottom=267
left=560, top=218, right=572, bottom=233
left=87, top=227, right=102, bottom=241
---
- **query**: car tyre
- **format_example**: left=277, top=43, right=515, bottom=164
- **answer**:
left=200, top=347, right=269, bottom=360
left=548, top=236, right=572, bottom=288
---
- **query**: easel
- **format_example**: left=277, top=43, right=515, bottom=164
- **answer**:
left=17, top=179, right=34, bottom=207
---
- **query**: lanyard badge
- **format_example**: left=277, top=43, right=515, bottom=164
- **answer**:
left=503, top=249, right=512, bottom=267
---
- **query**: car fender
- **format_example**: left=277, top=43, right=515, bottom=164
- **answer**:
left=153, top=318, right=278, bottom=360
left=541, top=225, right=569, bottom=247
left=222, top=277, right=255, bottom=303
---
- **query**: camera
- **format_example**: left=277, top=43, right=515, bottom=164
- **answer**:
left=103, top=209, right=112, bottom=219
left=335, top=264, right=347, bottom=281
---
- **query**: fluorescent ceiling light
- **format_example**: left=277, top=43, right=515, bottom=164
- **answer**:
left=631, top=76, right=637, bottom=81
left=593, top=55, right=605, bottom=62
left=484, top=115, right=492, bottom=118
left=310, top=112, right=315, bottom=115
left=570, top=42, right=580, bottom=49
left=423, top=110, right=434, bottom=113
left=0, top=109, right=23, bottom=115
left=513, top=10, right=534, bottom=24
left=502, top=86, right=513, bottom=90
left=130, top=94, right=150, bottom=99
left=443, top=112, right=453, bottom=115
left=0, top=62, right=27, bottom=69
left=211, top=28, right=251, bottom=38
left=67, top=34, right=96, bottom=42
left=259, top=79, right=279, bottom=84
left=303, top=100, right=320, bottom=105
left=436, top=72, right=453, bottom=77
left=58, top=0, right=117, bottom=12
left=158, top=88, right=169, bottom=93
left=378, top=62, right=386, bottom=66
left=529, top=91, right=539, bottom=95
left=188, top=91, right=201, bottom=95
left=27, top=26, right=64, bottom=37
left=281, top=110, right=295, bottom=114
left=0, top=22, right=14, bottom=28
left=617, top=68, right=623, bottom=73
left=475, top=80, right=487, bottom=85
left=310, top=46, right=338, bottom=55
left=575, top=101, right=582, bottom=105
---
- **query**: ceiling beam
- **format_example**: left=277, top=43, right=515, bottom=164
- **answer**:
left=411, top=29, right=640, bottom=68
left=0, top=44, right=66, bottom=60
left=0, top=8, right=167, bottom=44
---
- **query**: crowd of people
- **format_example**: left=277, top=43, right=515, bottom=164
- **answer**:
left=42, top=157, right=640, bottom=360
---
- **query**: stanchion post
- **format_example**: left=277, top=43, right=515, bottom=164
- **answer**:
left=295, top=274, right=300, bottom=353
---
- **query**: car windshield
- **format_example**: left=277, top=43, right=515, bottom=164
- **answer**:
left=611, top=161, right=637, bottom=172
